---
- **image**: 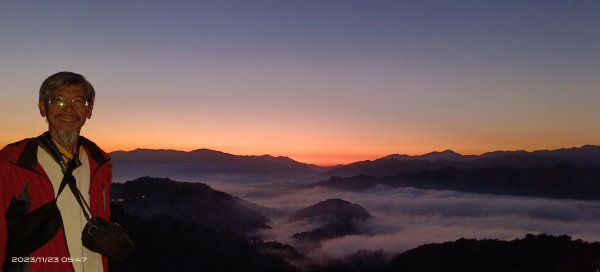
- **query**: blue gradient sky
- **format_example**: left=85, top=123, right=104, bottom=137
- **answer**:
left=1, top=1, right=598, bottom=165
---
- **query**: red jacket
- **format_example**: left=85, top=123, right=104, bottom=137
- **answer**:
left=0, top=135, right=112, bottom=272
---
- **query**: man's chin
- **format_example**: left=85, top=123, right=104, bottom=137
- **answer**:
left=55, top=129, right=79, bottom=148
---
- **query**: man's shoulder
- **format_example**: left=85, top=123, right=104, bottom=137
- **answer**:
left=1, top=138, right=31, bottom=149
left=0, top=138, right=35, bottom=161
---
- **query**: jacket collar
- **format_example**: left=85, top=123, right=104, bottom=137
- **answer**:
left=14, top=133, right=110, bottom=171
left=15, top=137, right=39, bottom=171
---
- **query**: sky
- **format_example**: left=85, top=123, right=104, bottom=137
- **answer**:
left=1, top=0, right=599, bottom=166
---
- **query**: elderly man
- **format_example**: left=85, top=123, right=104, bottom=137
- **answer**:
left=1, top=72, right=111, bottom=272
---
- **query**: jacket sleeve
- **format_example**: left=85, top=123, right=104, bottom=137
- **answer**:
left=1, top=162, right=10, bottom=270
left=0, top=144, right=21, bottom=270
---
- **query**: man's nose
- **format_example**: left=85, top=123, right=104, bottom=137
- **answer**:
left=62, top=101, right=75, bottom=111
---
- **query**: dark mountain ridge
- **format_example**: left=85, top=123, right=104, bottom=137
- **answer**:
left=111, top=177, right=270, bottom=234
left=291, top=199, right=371, bottom=241
left=323, top=145, right=600, bottom=178
left=109, top=145, right=600, bottom=183
left=385, top=234, right=600, bottom=272
left=110, top=148, right=324, bottom=182
left=311, top=234, right=600, bottom=272
left=385, top=145, right=600, bottom=162
left=318, top=164, right=600, bottom=200
left=291, top=199, right=371, bottom=223
left=109, top=204, right=300, bottom=272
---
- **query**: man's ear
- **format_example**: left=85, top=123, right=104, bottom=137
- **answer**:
left=38, top=101, right=46, bottom=117
left=87, top=104, right=93, bottom=119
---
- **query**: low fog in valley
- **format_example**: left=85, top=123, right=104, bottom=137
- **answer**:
left=208, top=181, right=600, bottom=259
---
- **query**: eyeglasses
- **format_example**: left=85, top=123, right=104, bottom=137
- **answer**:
left=47, top=96, right=90, bottom=109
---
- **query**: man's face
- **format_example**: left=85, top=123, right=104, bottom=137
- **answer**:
left=38, top=84, right=93, bottom=145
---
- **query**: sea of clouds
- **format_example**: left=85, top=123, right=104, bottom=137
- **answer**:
left=209, top=182, right=600, bottom=260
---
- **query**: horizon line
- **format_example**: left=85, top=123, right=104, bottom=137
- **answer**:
left=106, top=144, right=599, bottom=167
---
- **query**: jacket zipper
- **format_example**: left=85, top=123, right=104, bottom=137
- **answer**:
left=90, top=159, right=111, bottom=212
left=102, top=184, right=106, bottom=211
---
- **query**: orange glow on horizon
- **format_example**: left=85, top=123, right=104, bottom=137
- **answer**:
left=94, top=141, right=600, bottom=167
left=2, top=123, right=599, bottom=167
left=1, top=135, right=597, bottom=167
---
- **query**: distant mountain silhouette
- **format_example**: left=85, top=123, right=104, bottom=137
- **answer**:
left=111, top=177, right=270, bottom=234
left=317, top=164, right=600, bottom=200
left=109, top=146, right=600, bottom=183
left=109, top=204, right=300, bottom=272
left=290, top=199, right=371, bottom=241
left=323, top=145, right=600, bottom=178
left=317, top=175, right=381, bottom=191
left=110, top=148, right=324, bottom=182
left=417, top=149, right=467, bottom=161
left=320, top=159, right=443, bottom=179
left=381, top=150, right=466, bottom=161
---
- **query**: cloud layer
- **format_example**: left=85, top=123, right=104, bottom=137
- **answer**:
left=209, top=182, right=600, bottom=260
